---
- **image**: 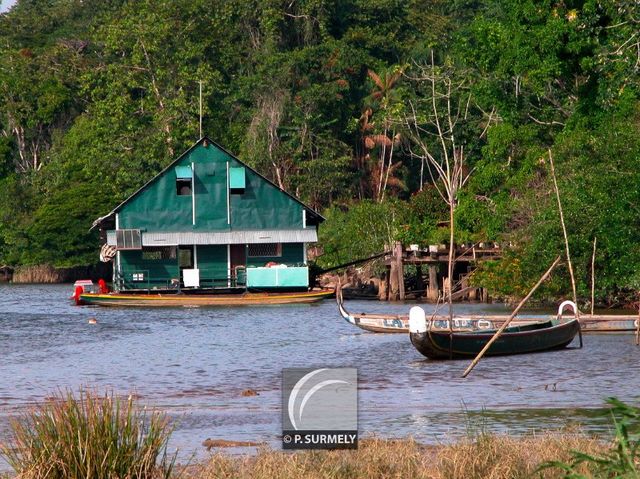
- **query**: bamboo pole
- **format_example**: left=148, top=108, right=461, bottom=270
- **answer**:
left=548, top=150, right=578, bottom=319
left=636, top=303, right=640, bottom=346
left=461, top=255, right=562, bottom=378
left=447, top=203, right=455, bottom=358
left=549, top=151, right=583, bottom=347
left=199, top=80, right=203, bottom=138
left=591, top=237, right=597, bottom=316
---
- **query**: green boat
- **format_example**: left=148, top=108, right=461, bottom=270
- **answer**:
left=409, top=308, right=581, bottom=360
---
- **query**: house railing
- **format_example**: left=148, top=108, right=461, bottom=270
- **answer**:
left=115, top=265, right=308, bottom=291
left=117, top=269, right=246, bottom=291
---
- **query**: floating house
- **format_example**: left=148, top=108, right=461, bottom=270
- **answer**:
left=92, top=137, right=323, bottom=293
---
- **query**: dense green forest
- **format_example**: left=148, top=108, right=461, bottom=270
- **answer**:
left=0, top=0, right=638, bottom=302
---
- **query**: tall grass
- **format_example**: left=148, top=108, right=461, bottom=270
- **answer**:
left=188, top=434, right=600, bottom=479
left=438, top=431, right=599, bottom=479
left=0, top=388, right=175, bottom=479
left=11, top=265, right=63, bottom=283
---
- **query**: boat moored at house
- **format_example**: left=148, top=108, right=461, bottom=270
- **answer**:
left=81, top=137, right=332, bottom=306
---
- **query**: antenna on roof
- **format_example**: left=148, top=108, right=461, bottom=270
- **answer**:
left=198, top=80, right=203, bottom=139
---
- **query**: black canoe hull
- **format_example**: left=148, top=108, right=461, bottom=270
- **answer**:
left=410, top=319, right=581, bottom=360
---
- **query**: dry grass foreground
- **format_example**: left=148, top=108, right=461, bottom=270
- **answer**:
left=5, top=388, right=634, bottom=479
left=187, top=434, right=601, bottom=479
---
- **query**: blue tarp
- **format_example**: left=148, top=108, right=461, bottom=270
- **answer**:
left=175, top=165, right=193, bottom=179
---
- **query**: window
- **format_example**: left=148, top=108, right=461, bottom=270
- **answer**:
left=176, top=179, right=192, bottom=195
left=142, top=247, right=176, bottom=261
left=178, top=247, right=193, bottom=268
left=229, top=166, right=246, bottom=192
left=175, top=165, right=193, bottom=195
left=132, top=272, right=145, bottom=282
left=116, top=229, right=142, bottom=250
left=248, top=243, right=282, bottom=257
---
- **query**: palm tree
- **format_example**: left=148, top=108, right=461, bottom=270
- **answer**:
left=358, top=67, right=405, bottom=201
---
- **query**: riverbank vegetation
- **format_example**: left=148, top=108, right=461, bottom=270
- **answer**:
left=0, top=389, right=175, bottom=479
left=0, top=0, right=638, bottom=303
left=3, top=389, right=640, bottom=479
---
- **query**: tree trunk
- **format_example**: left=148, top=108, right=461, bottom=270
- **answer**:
left=447, top=200, right=455, bottom=321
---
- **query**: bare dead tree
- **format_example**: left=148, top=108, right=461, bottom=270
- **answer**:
left=246, top=91, right=289, bottom=189
left=139, top=40, right=174, bottom=158
left=405, top=52, right=482, bottom=321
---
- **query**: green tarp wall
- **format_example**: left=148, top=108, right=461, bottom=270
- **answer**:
left=197, top=245, right=228, bottom=284
left=119, top=243, right=303, bottom=289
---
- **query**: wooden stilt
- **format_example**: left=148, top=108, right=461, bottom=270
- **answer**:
left=388, top=242, right=404, bottom=301
left=427, top=265, right=439, bottom=302
left=395, top=242, right=405, bottom=301
left=481, top=287, right=489, bottom=303
left=378, top=271, right=388, bottom=301
left=460, top=274, right=469, bottom=300
left=468, top=285, right=478, bottom=301
left=389, top=266, right=398, bottom=301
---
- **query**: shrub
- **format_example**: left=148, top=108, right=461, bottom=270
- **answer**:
left=318, top=199, right=410, bottom=269
left=0, top=388, right=175, bottom=479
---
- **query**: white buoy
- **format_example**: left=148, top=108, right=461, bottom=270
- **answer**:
left=88, top=318, right=97, bottom=325
left=409, top=306, right=427, bottom=333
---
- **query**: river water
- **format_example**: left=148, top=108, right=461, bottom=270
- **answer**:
left=1, top=283, right=639, bottom=462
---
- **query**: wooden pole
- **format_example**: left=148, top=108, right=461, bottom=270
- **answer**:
left=636, top=301, right=640, bottom=346
left=461, top=255, right=562, bottom=378
left=199, top=80, right=203, bottom=138
left=388, top=242, right=405, bottom=301
left=427, top=265, right=439, bottom=302
left=549, top=150, right=578, bottom=319
left=591, top=237, right=597, bottom=316
left=446, top=202, right=456, bottom=358
left=396, top=242, right=405, bottom=301
left=389, top=255, right=399, bottom=301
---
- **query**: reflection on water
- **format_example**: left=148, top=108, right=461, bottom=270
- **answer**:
left=1, top=283, right=639, bottom=462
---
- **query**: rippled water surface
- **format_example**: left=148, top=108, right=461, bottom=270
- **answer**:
left=1, top=283, right=639, bottom=461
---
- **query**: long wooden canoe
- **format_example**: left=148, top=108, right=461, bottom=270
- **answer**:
left=337, top=288, right=544, bottom=332
left=78, top=289, right=334, bottom=307
left=337, top=290, right=639, bottom=334
left=409, top=319, right=581, bottom=360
